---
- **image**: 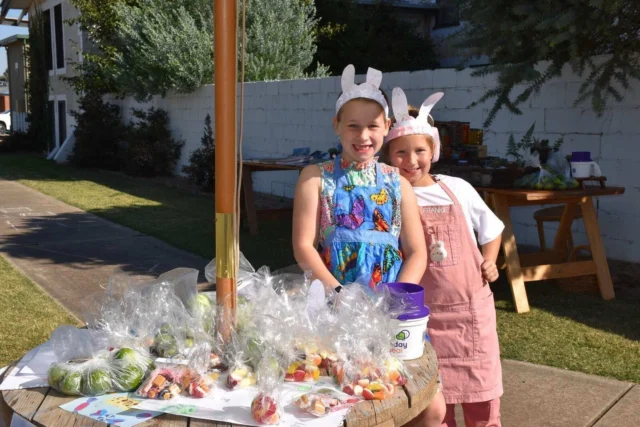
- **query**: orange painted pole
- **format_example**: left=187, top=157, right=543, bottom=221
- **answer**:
left=214, top=0, right=237, bottom=342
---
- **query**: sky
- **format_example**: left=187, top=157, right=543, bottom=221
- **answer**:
left=0, top=10, right=29, bottom=74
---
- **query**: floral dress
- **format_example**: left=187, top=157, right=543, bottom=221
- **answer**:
left=318, top=156, right=403, bottom=292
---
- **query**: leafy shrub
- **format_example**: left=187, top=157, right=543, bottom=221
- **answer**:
left=182, top=114, right=215, bottom=192
left=0, top=131, right=39, bottom=153
left=69, top=92, right=126, bottom=169
left=123, top=107, right=184, bottom=177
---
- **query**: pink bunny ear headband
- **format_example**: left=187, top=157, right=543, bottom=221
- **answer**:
left=335, top=64, right=389, bottom=118
left=386, top=87, right=444, bottom=162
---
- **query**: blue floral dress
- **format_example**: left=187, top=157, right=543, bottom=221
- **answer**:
left=318, top=156, right=403, bottom=292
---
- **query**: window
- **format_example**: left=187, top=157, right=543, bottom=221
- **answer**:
left=434, top=1, right=460, bottom=28
left=54, top=4, right=64, bottom=70
left=44, top=9, right=52, bottom=71
left=57, top=100, right=67, bottom=144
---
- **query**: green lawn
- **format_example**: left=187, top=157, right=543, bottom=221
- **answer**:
left=0, top=154, right=638, bottom=382
left=0, top=255, right=80, bottom=366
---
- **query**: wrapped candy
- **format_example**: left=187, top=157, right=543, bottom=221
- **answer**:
left=293, top=392, right=360, bottom=417
left=226, top=364, right=257, bottom=390
left=251, top=349, right=285, bottom=425
left=136, top=366, right=186, bottom=400
left=319, top=285, right=414, bottom=400
left=182, top=371, right=216, bottom=398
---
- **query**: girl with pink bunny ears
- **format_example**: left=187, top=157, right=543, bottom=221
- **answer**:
left=385, top=87, right=505, bottom=427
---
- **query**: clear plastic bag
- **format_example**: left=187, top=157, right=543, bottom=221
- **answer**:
left=135, top=366, right=187, bottom=400
left=251, top=349, right=285, bottom=425
left=515, top=151, right=579, bottom=190
left=293, top=392, right=360, bottom=417
left=47, top=333, right=151, bottom=396
left=82, top=268, right=213, bottom=372
left=320, top=285, right=411, bottom=400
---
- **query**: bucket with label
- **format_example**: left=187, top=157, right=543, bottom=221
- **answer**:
left=385, top=282, right=430, bottom=360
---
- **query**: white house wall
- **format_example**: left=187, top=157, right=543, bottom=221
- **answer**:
left=114, top=57, right=640, bottom=262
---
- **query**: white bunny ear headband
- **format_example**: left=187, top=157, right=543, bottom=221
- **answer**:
left=386, top=87, right=444, bottom=162
left=335, top=64, right=389, bottom=118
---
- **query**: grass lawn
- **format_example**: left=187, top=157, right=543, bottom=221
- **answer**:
left=0, top=254, right=80, bottom=366
left=0, top=154, right=639, bottom=382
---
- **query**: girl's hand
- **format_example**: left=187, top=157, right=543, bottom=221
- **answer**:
left=481, top=259, right=499, bottom=283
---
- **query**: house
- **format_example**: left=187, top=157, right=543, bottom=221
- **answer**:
left=355, top=0, right=461, bottom=39
left=1, top=0, right=82, bottom=160
left=0, top=33, right=27, bottom=132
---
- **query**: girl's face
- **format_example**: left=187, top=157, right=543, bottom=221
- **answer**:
left=388, top=134, right=434, bottom=186
left=333, top=99, right=390, bottom=164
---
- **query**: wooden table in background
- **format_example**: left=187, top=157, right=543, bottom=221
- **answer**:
left=1, top=343, right=439, bottom=427
left=478, top=186, right=625, bottom=313
left=240, top=161, right=305, bottom=235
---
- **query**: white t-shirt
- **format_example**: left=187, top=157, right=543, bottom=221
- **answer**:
left=413, top=175, right=505, bottom=246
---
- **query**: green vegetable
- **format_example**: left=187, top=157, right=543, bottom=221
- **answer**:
left=115, top=365, right=144, bottom=391
left=84, top=369, right=112, bottom=396
left=59, top=371, right=83, bottom=395
left=47, top=364, right=70, bottom=388
left=114, top=348, right=137, bottom=362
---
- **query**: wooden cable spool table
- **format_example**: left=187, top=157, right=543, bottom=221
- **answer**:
left=1, top=343, right=438, bottom=427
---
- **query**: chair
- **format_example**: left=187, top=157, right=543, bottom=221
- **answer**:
left=534, top=205, right=583, bottom=251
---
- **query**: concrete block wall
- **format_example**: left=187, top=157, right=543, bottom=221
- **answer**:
left=114, top=56, right=640, bottom=262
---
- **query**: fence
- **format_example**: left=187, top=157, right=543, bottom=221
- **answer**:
left=113, top=56, right=640, bottom=262
left=11, top=111, right=28, bottom=132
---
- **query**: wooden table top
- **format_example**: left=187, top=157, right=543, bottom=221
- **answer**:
left=476, top=186, right=625, bottom=201
left=1, top=343, right=438, bottom=427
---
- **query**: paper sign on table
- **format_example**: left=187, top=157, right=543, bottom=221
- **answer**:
left=59, top=393, right=161, bottom=427
left=0, top=343, right=55, bottom=390
left=133, top=377, right=354, bottom=427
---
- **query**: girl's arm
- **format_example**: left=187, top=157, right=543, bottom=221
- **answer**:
left=480, top=235, right=501, bottom=282
left=292, top=165, right=342, bottom=291
left=396, top=177, right=428, bottom=284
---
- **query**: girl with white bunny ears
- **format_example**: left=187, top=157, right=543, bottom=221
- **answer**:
left=292, top=66, right=427, bottom=299
left=386, top=87, right=506, bottom=427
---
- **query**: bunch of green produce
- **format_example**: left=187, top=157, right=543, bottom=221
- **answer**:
left=514, top=168, right=579, bottom=190
left=48, top=347, right=151, bottom=396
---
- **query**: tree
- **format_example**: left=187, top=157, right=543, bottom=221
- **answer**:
left=182, top=114, right=215, bottom=192
left=26, top=6, right=53, bottom=152
left=244, top=0, right=328, bottom=80
left=69, top=0, right=327, bottom=101
left=454, top=0, right=640, bottom=127
left=314, top=0, right=439, bottom=75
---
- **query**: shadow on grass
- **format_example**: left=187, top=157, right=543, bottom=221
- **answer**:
left=491, top=273, right=640, bottom=342
left=0, top=154, right=295, bottom=272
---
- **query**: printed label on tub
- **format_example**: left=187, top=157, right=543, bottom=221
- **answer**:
left=390, top=317, right=429, bottom=360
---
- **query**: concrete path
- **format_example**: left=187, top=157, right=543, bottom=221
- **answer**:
left=0, top=179, right=209, bottom=319
left=0, top=179, right=638, bottom=426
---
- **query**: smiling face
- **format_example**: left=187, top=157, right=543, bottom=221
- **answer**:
left=387, top=134, right=436, bottom=186
left=334, top=99, right=390, bottom=164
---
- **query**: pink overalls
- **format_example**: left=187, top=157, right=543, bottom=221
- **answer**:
left=419, top=180, right=502, bottom=427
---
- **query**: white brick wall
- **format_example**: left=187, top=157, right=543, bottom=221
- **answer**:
left=113, top=58, right=640, bottom=262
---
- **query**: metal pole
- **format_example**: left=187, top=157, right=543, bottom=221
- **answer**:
left=214, top=0, right=237, bottom=342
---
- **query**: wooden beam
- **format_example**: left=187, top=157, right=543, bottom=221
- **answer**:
left=581, top=196, right=616, bottom=300
left=521, top=260, right=596, bottom=282
left=493, top=194, right=530, bottom=313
